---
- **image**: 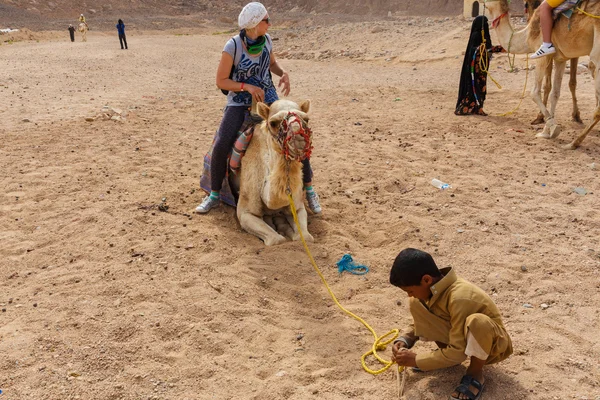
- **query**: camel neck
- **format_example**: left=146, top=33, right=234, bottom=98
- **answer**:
left=493, top=13, right=534, bottom=54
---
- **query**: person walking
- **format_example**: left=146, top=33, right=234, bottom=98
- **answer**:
left=68, top=24, right=75, bottom=42
left=116, top=19, right=128, bottom=50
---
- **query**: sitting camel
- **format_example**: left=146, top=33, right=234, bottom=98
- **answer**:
left=485, top=0, right=599, bottom=148
left=235, top=99, right=314, bottom=246
left=78, top=23, right=88, bottom=42
left=523, top=0, right=581, bottom=125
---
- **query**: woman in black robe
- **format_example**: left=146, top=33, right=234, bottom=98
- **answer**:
left=455, top=16, right=504, bottom=116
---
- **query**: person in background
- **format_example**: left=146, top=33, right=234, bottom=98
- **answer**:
left=455, top=16, right=504, bottom=116
left=68, top=24, right=75, bottom=42
left=116, top=19, right=128, bottom=50
left=195, top=2, right=321, bottom=215
left=79, top=14, right=88, bottom=29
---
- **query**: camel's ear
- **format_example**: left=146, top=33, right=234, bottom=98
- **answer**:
left=257, top=102, right=270, bottom=121
left=299, top=100, right=310, bottom=114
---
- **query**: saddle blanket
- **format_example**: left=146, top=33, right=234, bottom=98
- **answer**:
left=554, top=0, right=583, bottom=18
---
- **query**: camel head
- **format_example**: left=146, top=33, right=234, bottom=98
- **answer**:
left=257, top=99, right=313, bottom=162
left=483, top=0, right=511, bottom=21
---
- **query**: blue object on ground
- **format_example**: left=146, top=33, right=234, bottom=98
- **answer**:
left=336, top=254, right=369, bottom=275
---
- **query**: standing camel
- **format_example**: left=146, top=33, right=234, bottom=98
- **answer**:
left=485, top=0, right=599, bottom=148
left=524, top=0, right=582, bottom=125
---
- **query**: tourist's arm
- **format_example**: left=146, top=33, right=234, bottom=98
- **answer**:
left=269, top=52, right=290, bottom=96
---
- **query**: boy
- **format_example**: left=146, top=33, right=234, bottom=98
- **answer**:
left=530, top=0, right=562, bottom=59
left=389, top=248, right=512, bottom=400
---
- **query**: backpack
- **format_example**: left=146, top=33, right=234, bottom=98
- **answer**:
left=221, top=38, right=237, bottom=95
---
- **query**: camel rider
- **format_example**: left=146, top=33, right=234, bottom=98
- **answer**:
left=530, top=0, right=563, bottom=59
left=195, top=2, right=322, bottom=215
left=79, top=14, right=88, bottom=29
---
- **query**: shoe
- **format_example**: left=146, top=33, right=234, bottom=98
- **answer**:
left=306, top=190, right=322, bottom=215
left=530, top=43, right=556, bottom=59
left=195, top=196, right=220, bottom=214
left=450, top=375, right=485, bottom=400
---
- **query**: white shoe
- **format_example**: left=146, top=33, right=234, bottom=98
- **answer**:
left=530, top=44, right=556, bottom=59
left=306, top=190, right=322, bottom=215
left=195, top=196, right=220, bottom=214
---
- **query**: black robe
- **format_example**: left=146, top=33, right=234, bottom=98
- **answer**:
left=455, top=16, right=503, bottom=116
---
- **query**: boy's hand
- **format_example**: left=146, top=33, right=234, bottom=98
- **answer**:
left=392, top=341, right=406, bottom=360
left=392, top=345, right=418, bottom=367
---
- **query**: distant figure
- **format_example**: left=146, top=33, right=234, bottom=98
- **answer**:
left=116, top=19, right=128, bottom=50
left=79, top=14, right=88, bottom=28
left=68, top=24, right=75, bottom=42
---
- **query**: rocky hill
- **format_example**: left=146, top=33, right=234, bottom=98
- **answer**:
left=1, top=0, right=525, bottom=31
left=1, top=0, right=467, bottom=30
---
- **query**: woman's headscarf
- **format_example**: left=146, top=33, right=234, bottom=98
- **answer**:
left=456, top=16, right=494, bottom=109
left=238, top=2, right=267, bottom=30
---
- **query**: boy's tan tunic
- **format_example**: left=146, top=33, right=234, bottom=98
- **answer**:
left=405, top=267, right=513, bottom=371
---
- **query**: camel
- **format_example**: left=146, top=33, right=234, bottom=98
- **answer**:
left=523, top=0, right=582, bottom=125
left=235, top=99, right=314, bottom=246
left=78, top=23, right=87, bottom=42
left=485, top=0, right=599, bottom=148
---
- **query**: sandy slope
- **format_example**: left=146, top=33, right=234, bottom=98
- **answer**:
left=1, top=16, right=599, bottom=400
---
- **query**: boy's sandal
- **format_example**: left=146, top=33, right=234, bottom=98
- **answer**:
left=449, top=375, right=485, bottom=400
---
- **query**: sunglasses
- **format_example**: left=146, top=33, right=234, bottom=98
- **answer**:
left=262, top=17, right=270, bottom=24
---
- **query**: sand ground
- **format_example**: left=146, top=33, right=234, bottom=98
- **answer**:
left=1, top=17, right=599, bottom=400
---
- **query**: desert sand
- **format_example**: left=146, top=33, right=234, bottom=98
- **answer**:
left=1, top=15, right=599, bottom=400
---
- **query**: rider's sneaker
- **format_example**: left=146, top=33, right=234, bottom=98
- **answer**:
left=195, top=196, right=220, bottom=214
left=306, top=190, right=322, bottom=215
left=530, top=43, right=556, bottom=59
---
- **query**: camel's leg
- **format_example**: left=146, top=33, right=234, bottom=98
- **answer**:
left=263, top=215, right=277, bottom=232
left=532, top=58, right=557, bottom=138
left=569, top=58, right=582, bottom=123
left=284, top=207, right=314, bottom=243
left=566, top=60, right=600, bottom=149
left=239, top=210, right=287, bottom=245
left=272, top=214, right=295, bottom=239
left=545, top=59, right=567, bottom=138
left=532, top=61, right=553, bottom=125
left=237, top=207, right=286, bottom=246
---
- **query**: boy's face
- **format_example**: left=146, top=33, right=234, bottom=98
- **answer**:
left=399, top=275, right=436, bottom=301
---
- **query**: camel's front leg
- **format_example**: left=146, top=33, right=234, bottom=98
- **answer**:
left=238, top=209, right=287, bottom=246
left=272, top=214, right=295, bottom=239
left=285, top=206, right=314, bottom=243
left=569, top=58, right=582, bottom=123
left=532, top=61, right=553, bottom=125
left=534, top=58, right=561, bottom=139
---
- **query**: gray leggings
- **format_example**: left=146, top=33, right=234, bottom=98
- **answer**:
left=210, top=106, right=313, bottom=191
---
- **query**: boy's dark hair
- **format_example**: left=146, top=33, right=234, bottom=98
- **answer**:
left=389, top=248, right=442, bottom=287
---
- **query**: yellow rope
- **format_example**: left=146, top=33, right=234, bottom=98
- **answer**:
left=575, top=7, right=600, bottom=18
left=477, top=11, right=529, bottom=116
left=494, top=54, right=529, bottom=117
left=286, top=192, right=404, bottom=377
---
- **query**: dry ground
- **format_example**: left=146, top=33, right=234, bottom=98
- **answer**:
left=1, top=17, right=599, bottom=400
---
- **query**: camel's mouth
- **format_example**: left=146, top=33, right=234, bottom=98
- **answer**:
left=276, top=111, right=313, bottom=161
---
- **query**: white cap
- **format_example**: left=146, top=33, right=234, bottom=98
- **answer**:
left=238, top=2, right=267, bottom=30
